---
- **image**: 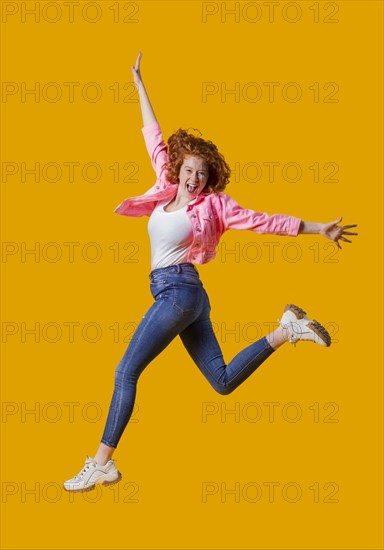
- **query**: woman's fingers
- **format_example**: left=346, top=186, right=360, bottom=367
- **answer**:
left=132, top=52, right=143, bottom=85
left=323, top=219, right=358, bottom=249
left=136, top=51, right=142, bottom=70
left=131, top=52, right=142, bottom=73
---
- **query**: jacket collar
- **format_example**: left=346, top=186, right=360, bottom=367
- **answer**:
left=189, top=190, right=210, bottom=206
left=155, top=186, right=210, bottom=206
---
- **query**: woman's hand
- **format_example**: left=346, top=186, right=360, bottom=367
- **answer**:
left=319, top=217, right=358, bottom=249
left=131, top=51, right=143, bottom=89
left=130, top=51, right=157, bottom=127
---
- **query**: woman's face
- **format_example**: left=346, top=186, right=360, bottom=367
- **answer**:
left=177, top=155, right=209, bottom=200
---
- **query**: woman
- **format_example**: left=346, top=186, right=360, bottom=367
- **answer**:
left=63, top=52, right=357, bottom=492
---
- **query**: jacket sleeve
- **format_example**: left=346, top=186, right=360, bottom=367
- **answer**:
left=141, top=121, right=169, bottom=181
left=221, top=194, right=302, bottom=236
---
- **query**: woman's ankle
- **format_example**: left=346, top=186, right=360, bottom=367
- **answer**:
left=94, top=442, right=115, bottom=465
left=266, top=326, right=287, bottom=350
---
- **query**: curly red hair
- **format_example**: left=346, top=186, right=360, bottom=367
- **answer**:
left=164, top=127, right=231, bottom=194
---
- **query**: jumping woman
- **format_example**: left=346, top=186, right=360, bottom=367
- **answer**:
left=63, top=52, right=358, bottom=492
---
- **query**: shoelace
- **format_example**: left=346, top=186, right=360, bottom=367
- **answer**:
left=282, top=322, right=312, bottom=347
left=288, top=332, right=311, bottom=346
left=75, top=461, right=97, bottom=479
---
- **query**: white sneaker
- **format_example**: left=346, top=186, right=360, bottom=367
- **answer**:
left=278, top=304, right=331, bottom=347
left=63, top=456, right=122, bottom=493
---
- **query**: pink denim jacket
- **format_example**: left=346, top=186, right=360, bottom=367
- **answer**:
left=114, top=121, right=302, bottom=265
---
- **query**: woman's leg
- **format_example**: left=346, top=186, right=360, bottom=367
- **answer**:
left=97, top=287, right=198, bottom=452
left=94, top=321, right=287, bottom=461
left=179, top=317, right=279, bottom=395
left=178, top=291, right=288, bottom=395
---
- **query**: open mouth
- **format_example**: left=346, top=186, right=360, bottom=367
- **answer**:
left=186, top=183, right=199, bottom=193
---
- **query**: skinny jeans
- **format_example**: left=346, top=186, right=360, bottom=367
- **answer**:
left=101, top=262, right=275, bottom=448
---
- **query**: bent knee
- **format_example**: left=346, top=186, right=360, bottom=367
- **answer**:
left=114, top=364, right=140, bottom=385
left=214, top=385, right=234, bottom=396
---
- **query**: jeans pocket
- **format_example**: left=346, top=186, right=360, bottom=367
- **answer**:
left=172, top=283, right=200, bottom=314
left=150, top=279, right=169, bottom=300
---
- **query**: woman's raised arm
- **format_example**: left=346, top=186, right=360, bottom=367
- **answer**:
left=131, top=51, right=157, bottom=127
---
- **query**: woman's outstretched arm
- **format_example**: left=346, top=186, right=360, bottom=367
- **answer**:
left=299, top=217, right=358, bottom=249
left=131, top=51, right=157, bottom=126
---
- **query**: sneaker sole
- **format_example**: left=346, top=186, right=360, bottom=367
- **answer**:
left=308, top=320, right=332, bottom=347
left=284, top=304, right=307, bottom=320
left=63, top=472, right=123, bottom=493
left=102, top=473, right=123, bottom=487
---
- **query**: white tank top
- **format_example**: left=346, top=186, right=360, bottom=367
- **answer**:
left=148, top=198, right=197, bottom=271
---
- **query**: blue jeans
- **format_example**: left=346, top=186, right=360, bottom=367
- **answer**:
left=101, top=262, right=275, bottom=448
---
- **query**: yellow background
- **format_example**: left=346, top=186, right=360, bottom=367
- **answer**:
left=1, top=1, right=382, bottom=549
